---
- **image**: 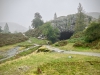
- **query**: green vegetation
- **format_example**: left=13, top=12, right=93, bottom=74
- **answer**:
left=39, top=22, right=59, bottom=43
left=29, top=37, right=47, bottom=45
left=68, top=31, right=85, bottom=43
left=84, top=22, right=100, bottom=42
left=0, top=44, right=18, bottom=51
left=0, top=3, right=100, bottom=75
left=0, top=46, right=40, bottom=63
left=31, top=12, right=44, bottom=28
left=75, top=3, right=86, bottom=33
left=71, top=22, right=100, bottom=50
left=0, top=26, right=2, bottom=33
left=25, top=22, right=59, bottom=43
left=54, top=43, right=100, bottom=53
left=25, top=29, right=35, bottom=37
left=0, top=37, right=47, bottom=52
left=53, top=40, right=67, bottom=46
left=0, top=52, right=100, bottom=75
left=0, top=33, right=28, bottom=47
left=3, top=23, right=10, bottom=33
left=0, top=55, right=5, bottom=59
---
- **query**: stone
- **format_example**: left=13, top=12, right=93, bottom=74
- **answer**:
left=68, top=56, right=72, bottom=58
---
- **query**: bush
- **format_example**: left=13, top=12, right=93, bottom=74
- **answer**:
left=68, top=31, right=85, bottom=43
left=73, top=39, right=100, bottom=49
left=84, top=22, right=100, bottom=42
left=0, top=33, right=28, bottom=47
left=73, top=42, right=84, bottom=47
left=54, top=40, right=67, bottom=46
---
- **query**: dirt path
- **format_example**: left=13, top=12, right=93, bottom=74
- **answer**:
left=45, top=45, right=100, bottom=57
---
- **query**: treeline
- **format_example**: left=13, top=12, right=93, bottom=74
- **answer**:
left=0, top=33, right=28, bottom=47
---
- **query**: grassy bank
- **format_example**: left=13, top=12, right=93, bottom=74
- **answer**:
left=0, top=52, right=100, bottom=75
left=0, top=46, right=40, bottom=64
left=53, top=42, right=100, bottom=53
left=0, top=37, right=47, bottom=52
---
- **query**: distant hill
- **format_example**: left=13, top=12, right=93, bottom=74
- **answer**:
left=86, top=12, right=100, bottom=19
left=0, top=22, right=28, bottom=33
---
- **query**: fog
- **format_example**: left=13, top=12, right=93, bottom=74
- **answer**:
left=0, top=0, right=100, bottom=28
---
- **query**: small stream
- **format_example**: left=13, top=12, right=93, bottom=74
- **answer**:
left=0, top=46, right=19, bottom=62
left=0, top=45, right=38, bottom=62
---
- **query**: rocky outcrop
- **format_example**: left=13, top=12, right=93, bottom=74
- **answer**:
left=51, top=14, right=94, bottom=32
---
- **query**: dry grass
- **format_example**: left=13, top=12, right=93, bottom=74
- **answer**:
left=0, top=44, right=17, bottom=51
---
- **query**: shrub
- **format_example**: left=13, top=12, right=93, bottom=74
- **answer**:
left=54, top=40, right=67, bottom=46
left=73, top=42, right=84, bottom=47
left=71, top=31, right=84, bottom=39
left=0, top=33, right=28, bottom=47
left=84, top=22, right=100, bottom=42
left=68, top=31, right=85, bottom=43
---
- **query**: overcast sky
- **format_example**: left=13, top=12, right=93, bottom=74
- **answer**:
left=0, top=0, right=100, bottom=28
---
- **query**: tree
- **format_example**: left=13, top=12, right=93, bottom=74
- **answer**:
left=98, top=15, right=100, bottom=23
left=84, top=22, right=100, bottom=42
left=75, top=3, right=86, bottom=33
left=31, top=12, right=44, bottom=28
left=29, top=26, right=31, bottom=30
left=54, top=13, right=57, bottom=20
left=3, top=23, right=10, bottom=33
left=39, top=22, right=59, bottom=43
left=0, top=26, right=2, bottom=33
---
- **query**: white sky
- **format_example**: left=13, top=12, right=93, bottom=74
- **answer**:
left=0, top=0, right=100, bottom=28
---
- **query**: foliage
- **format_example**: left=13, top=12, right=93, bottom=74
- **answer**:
left=73, top=39, right=100, bottom=49
left=0, top=33, right=28, bottom=47
left=68, top=31, right=85, bottom=43
left=25, top=29, right=35, bottom=37
left=54, top=13, right=57, bottom=19
left=31, top=12, right=44, bottom=28
left=26, top=22, right=60, bottom=43
left=0, top=26, right=2, bottom=33
left=98, top=15, right=100, bottom=23
left=39, top=22, right=59, bottom=43
left=3, top=23, right=10, bottom=33
left=73, top=42, right=84, bottom=47
left=29, top=22, right=59, bottom=43
left=54, top=40, right=67, bottom=46
left=84, top=22, right=100, bottom=42
left=75, top=3, right=86, bottom=33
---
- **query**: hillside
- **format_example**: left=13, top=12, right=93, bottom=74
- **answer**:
left=86, top=12, right=100, bottom=19
left=0, top=22, right=28, bottom=33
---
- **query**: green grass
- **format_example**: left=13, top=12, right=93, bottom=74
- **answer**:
left=0, top=46, right=40, bottom=64
left=53, top=42, right=100, bottom=53
left=29, top=37, right=48, bottom=45
left=0, top=55, right=5, bottom=59
left=0, top=52, right=100, bottom=75
left=0, top=44, right=17, bottom=51
left=0, top=37, right=47, bottom=52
